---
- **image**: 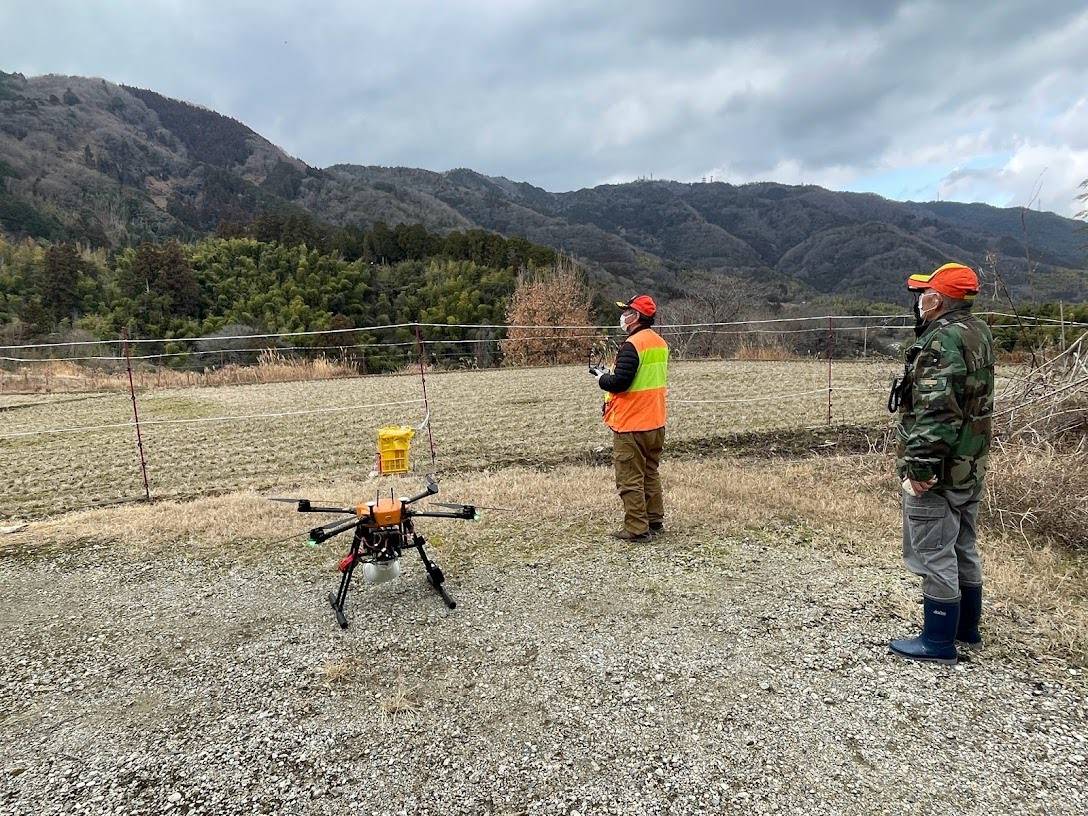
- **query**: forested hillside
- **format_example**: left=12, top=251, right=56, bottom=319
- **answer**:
left=0, top=219, right=556, bottom=371
left=1, top=69, right=1086, bottom=305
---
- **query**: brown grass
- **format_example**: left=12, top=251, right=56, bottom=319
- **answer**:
left=0, top=360, right=895, bottom=519
left=983, top=441, right=1088, bottom=549
left=732, top=338, right=801, bottom=361
left=380, top=673, right=422, bottom=718
left=0, top=351, right=357, bottom=394
left=319, top=659, right=358, bottom=685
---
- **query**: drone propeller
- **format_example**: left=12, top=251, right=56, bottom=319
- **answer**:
left=429, top=501, right=512, bottom=512
left=267, top=496, right=357, bottom=515
left=266, top=528, right=312, bottom=546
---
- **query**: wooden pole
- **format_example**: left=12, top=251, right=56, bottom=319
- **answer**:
left=122, top=330, right=152, bottom=502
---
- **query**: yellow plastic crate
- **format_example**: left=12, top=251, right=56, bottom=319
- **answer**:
left=377, top=425, right=415, bottom=475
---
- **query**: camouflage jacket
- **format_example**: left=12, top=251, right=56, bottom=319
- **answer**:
left=895, top=306, right=995, bottom=489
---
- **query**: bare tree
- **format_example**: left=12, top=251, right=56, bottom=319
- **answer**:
left=660, top=275, right=745, bottom=358
left=983, top=251, right=1039, bottom=370
left=501, top=255, right=601, bottom=366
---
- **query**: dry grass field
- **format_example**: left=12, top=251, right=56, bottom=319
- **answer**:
left=2, top=359, right=1087, bottom=815
left=0, top=359, right=896, bottom=518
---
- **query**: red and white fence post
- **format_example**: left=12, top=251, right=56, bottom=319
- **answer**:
left=121, top=329, right=152, bottom=501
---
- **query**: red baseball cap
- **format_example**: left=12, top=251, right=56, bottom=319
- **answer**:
left=907, top=263, right=979, bottom=301
left=615, top=294, right=657, bottom=318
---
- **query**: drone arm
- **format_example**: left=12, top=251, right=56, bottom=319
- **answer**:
left=307, top=516, right=360, bottom=545
left=410, top=506, right=477, bottom=521
left=295, top=499, right=355, bottom=514
left=403, top=477, right=440, bottom=506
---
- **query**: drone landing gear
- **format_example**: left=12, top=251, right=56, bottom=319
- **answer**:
left=414, top=533, right=457, bottom=610
left=329, top=544, right=361, bottom=629
left=325, top=532, right=456, bottom=629
left=328, top=590, right=350, bottom=629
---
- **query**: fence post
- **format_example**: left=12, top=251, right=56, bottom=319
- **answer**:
left=414, top=324, right=438, bottom=471
left=826, top=315, right=834, bottom=426
left=122, top=330, right=152, bottom=502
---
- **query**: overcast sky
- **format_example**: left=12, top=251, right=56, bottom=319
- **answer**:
left=3, top=1, right=1087, bottom=215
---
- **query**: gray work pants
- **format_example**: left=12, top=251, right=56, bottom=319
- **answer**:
left=902, top=485, right=984, bottom=602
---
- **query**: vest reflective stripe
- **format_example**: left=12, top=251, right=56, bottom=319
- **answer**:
left=605, top=329, right=669, bottom=432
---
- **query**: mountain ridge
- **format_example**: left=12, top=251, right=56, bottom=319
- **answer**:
left=1, top=70, right=1085, bottom=304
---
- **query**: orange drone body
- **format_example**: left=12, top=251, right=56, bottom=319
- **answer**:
left=360, top=497, right=404, bottom=527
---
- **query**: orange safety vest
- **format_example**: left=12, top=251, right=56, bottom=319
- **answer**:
left=603, top=328, right=669, bottom=432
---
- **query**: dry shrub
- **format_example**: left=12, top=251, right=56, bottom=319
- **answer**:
left=500, top=256, right=602, bottom=366
left=984, top=442, right=1088, bottom=548
left=319, top=658, right=358, bottom=685
left=0, top=350, right=357, bottom=394
left=380, top=673, right=421, bottom=719
left=984, top=332, right=1088, bottom=549
left=733, top=337, right=799, bottom=361
left=995, top=330, right=1088, bottom=442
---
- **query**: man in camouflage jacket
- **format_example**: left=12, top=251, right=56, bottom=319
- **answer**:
left=889, top=262, right=994, bottom=665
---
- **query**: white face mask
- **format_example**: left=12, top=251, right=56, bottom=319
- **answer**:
left=619, top=316, right=629, bottom=332
left=918, top=291, right=942, bottom=321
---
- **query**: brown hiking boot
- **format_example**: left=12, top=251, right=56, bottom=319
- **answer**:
left=610, top=529, right=650, bottom=542
left=649, top=522, right=665, bottom=536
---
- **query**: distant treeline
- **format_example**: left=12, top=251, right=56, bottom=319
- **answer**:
left=0, top=217, right=558, bottom=372
left=217, top=209, right=558, bottom=269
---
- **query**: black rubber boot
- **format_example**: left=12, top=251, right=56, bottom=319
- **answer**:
left=957, top=584, right=983, bottom=648
left=890, top=597, right=960, bottom=665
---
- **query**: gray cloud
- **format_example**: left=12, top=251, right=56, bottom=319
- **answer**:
left=2, top=0, right=1087, bottom=213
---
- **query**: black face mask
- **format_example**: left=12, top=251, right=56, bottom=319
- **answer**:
left=912, top=293, right=926, bottom=337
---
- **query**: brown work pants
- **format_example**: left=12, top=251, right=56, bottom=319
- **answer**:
left=613, top=427, right=665, bottom=535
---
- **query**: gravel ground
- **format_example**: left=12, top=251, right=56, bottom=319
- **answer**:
left=1, top=508, right=1085, bottom=816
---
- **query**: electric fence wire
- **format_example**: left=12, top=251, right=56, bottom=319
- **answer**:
left=4, top=320, right=1063, bottom=364
left=0, top=398, right=426, bottom=440
left=0, top=310, right=1051, bottom=439
left=670, top=386, right=882, bottom=406
left=8, top=306, right=1088, bottom=352
left=11, top=310, right=1072, bottom=352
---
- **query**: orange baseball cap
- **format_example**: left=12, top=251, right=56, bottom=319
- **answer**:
left=615, top=294, right=657, bottom=318
left=906, top=263, right=979, bottom=301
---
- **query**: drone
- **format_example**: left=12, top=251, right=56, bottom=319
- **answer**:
left=273, top=477, right=477, bottom=628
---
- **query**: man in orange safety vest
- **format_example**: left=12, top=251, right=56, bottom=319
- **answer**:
left=591, top=295, right=669, bottom=541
